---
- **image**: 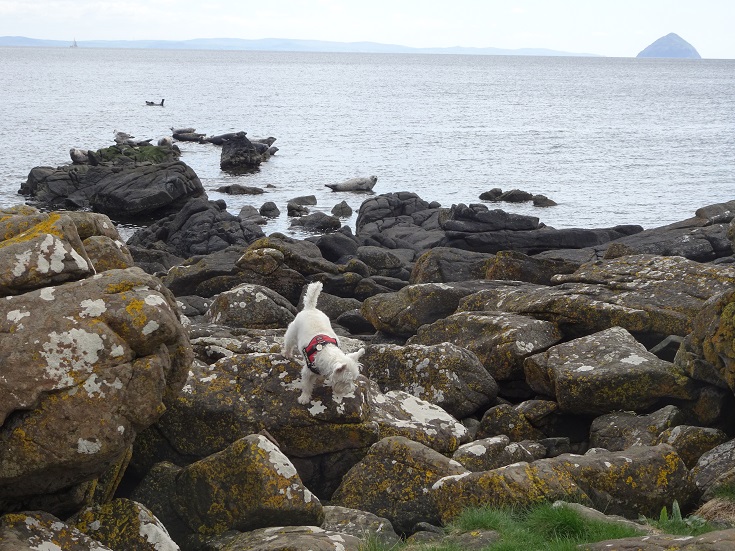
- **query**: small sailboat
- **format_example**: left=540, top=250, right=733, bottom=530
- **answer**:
left=70, top=38, right=78, bottom=48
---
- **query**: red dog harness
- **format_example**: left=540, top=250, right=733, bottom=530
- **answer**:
left=302, top=334, right=339, bottom=374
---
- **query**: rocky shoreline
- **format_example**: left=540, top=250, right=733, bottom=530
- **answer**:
left=3, top=138, right=735, bottom=549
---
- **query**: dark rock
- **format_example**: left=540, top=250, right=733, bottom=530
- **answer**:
left=486, top=250, right=580, bottom=285
left=259, top=201, right=280, bottom=218
left=127, top=197, right=265, bottom=259
left=336, top=309, right=376, bottom=335
left=237, top=204, right=266, bottom=224
left=290, top=211, right=342, bottom=232
left=498, top=189, right=534, bottom=203
left=479, top=188, right=503, bottom=201
left=220, top=132, right=262, bottom=171
left=290, top=195, right=317, bottom=206
left=331, top=200, right=353, bottom=217
left=22, top=160, right=205, bottom=219
left=315, top=231, right=359, bottom=263
left=532, top=194, right=557, bottom=207
left=589, top=406, right=687, bottom=452
left=411, top=247, right=495, bottom=284
left=287, top=201, right=310, bottom=216
left=216, top=184, right=264, bottom=195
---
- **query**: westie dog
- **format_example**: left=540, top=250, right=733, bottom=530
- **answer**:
left=283, top=281, right=365, bottom=404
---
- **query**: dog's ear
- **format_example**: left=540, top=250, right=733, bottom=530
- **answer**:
left=349, top=348, right=366, bottom=361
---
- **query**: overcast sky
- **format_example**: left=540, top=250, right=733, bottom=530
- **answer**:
left=1, top=0, right=733, bottom=58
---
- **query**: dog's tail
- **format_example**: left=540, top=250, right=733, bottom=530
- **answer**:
left=302, top=281, right=323, bottom=310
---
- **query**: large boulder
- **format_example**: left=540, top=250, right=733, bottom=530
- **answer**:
left=331, top=436, right=468, bottom=534
left=161, top=245, right=306, bottom=301
left=410, top=247, right=495, bottom=284
left=409, top=310, right=562, bottom=381
left=220, top=132, right=263, bottom=171
left=585, top=530, right=735, bottom=550
left=675, top=288, right=735, bottom=393
left=524, top=327, right=698, bottom=415
left=0, top=267, right=192, bottom=516
left=0, top=207, right=94, bottom=294
left=361, top=342, right=498, bottom=418
left=0, top=511, right=115, bottom=551
left=132, top=435, right=322, bottom=548
left=22, top=160, right=205, bottom=218
left=434, top=444, right=695, bottom=522
left=361, top=281, right=502, bottom=338
left=461, top=255, right=735, bottom=342
left=127, top=198, right=265, bottom=259
left=588, top=405, right=687, bottom=451
left=204, top=283, right=297, bottom=329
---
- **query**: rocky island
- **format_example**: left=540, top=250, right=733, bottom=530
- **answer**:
left=637, top=32, right=702, bottom=59
left=2, top=133, right=735, bottom=549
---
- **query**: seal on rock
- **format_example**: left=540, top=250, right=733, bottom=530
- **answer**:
left=326, top=175, right=378, bottom=192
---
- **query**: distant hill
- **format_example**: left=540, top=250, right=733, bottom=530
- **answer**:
left=0, top=35, right=599, bottom=57
left=637, top=33, right=701, bottom=59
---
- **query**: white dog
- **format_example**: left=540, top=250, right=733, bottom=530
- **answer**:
left=283, top=281, right=365, bottom=404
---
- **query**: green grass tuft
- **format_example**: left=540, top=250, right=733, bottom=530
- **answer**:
left=712, top=482, right=735, bottom=503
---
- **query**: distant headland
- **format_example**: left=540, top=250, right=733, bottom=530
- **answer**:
left=636, top=33, right=701, bottom=59
left=0, top=35, right=600, bottom=57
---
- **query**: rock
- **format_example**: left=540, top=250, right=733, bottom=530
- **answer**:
left=657, top=425, right=730, bottom=469
left=289, top=195, right=317, bottom=206
left=71, top=498, right=179, bottom=551
left=524, top=327, right=698, bottom=415
left=259, top=201, right=280, bottom=218
left=479, top=188, right=503, bottom=201
left=589, top=406, right=687, bottom=451
left=498, top=189, right=534, bottom=203
left=0, top=266, right=192, bottom=516
left=463, top=255, right=735, bottom=342
left=173, top=435, right=322, bottom=539
left=331, top=200, right=353, bottom=217
left=246, top=235, right=340, bottom=277
left=434, top=444, right=695, bottom=522
left=22, top=160, right=205, bottom=219
left=692, top=439, right=735, bottom=498
left=583, top=529, right=735, bottom=550
left=326, top=175, right=378, bottom=192
left=442, top=203, right=540, bottom=233
left=215, top=184, right=264, bottom=195
left=129, top=246, right=185, bottom=275
left=361, top=342, right=498, bottom=418
left=410, top=247, right=495, bottom=284
left=287, top=201, right=309, bottom=216
left=203, top=525, right=362, bottom=551
left=675, top=288, right=735, bottom=393
left=220, top=132, right=262, bottom=171
left=452, top=436, right=545, bottom=472
left=331, top=436, right=468, bottom=534
left=485, top=249, right=580, bottom=285
left=0, top=208, right=94, bottom=294
left=204, top=283, right=297, bottom=329
left=533, top=194, right=557, bottom=207
left=637, top=32, right=702, bottom=59
left=127, top=198, right=265, bottom=259
left=161, top=245, right=305, bottom=301
left=361, top=281, right=502, bottom=338
left=355, top=192, right=447, bottom=254
left=133, top=436, right=323, bottom=548
left=201, top=131, right=240, bottom=145
left=335, top=309, right=375, bottom=335
left=290, top=211, right=342, bottom=232
left=476, top=404, right=544, bottom=442
left=0, top=511, right=115, bottom=551
left=356, top=245, right=407, bottom=279
left=314, top=232, right=359, bottom=263
left=367, top=383, right=469, bottom=454
left=82, top=234, right=135, bottom=272
left=321, top=505, right=401, bottom=547
left=237, top=205, right=266, bottom=225
left=410, top=310, right=562, bottom=381
left=694, top=499, right=735, bottom=529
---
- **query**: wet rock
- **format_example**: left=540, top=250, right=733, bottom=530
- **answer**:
left=220, top=132, right=262, bottom=171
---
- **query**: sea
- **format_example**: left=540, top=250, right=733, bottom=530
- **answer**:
left=1, top=47, right=733, bottom=241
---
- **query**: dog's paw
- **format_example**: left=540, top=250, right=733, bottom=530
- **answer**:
left=297, top=394, right=311, bottom=405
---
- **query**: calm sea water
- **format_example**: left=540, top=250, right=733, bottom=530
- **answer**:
left=1, top=47, right=733, bottom=240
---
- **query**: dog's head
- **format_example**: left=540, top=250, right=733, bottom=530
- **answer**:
left=329, top=348, right=365, bottom=397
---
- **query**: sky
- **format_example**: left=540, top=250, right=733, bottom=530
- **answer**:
left=1, top=0, right=733, bottom=58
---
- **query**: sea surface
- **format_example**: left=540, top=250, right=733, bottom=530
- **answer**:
left=1, top=47, right=733, bottom=240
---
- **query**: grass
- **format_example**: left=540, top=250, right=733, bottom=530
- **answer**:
left=360, top=501, right=721, bottom=551
left=712, top=482, right=735, bottom=502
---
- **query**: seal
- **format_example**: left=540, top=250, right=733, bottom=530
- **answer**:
left=325, top=175, right=378, bottom=192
